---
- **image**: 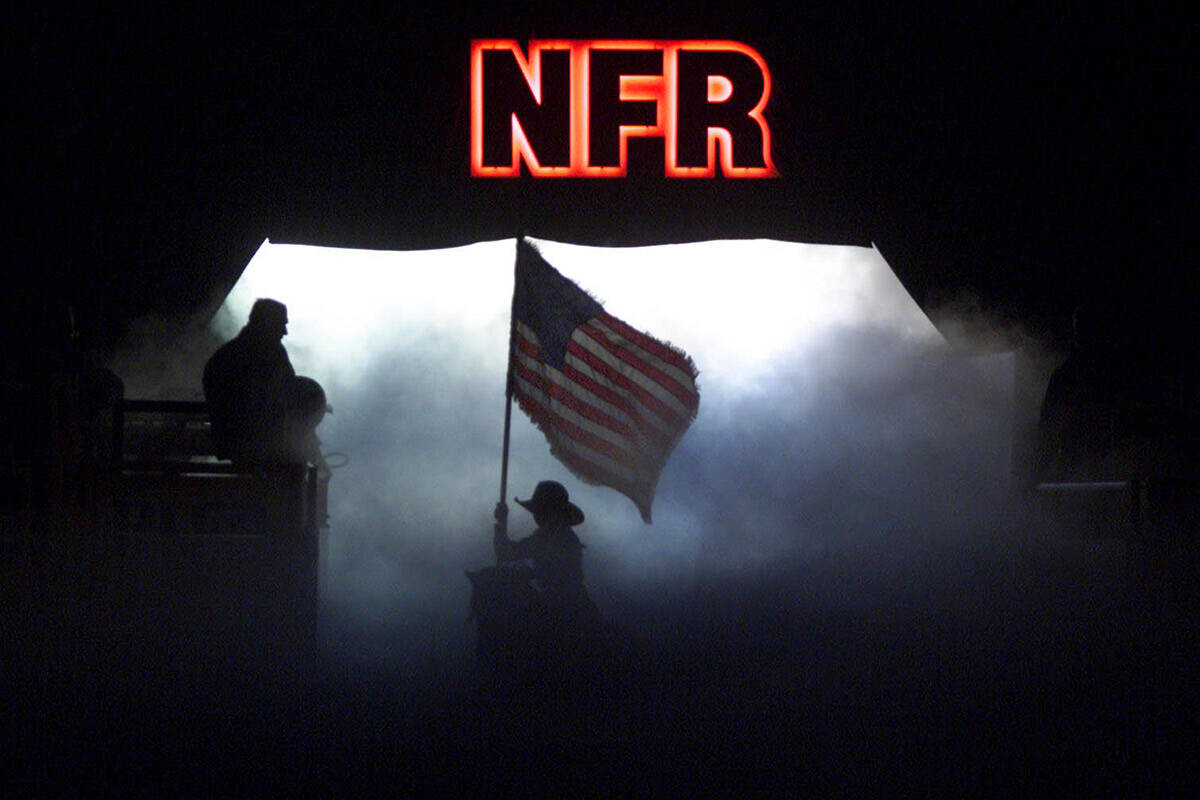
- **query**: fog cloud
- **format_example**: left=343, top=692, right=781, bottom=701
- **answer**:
left=194, top=238, right=1043, bottom=679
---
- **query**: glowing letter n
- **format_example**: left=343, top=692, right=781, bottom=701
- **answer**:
left=472, top=41, right=571, bottom=176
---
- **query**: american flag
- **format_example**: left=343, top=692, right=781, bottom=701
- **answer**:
left=510, top=239, right=700, bottom=523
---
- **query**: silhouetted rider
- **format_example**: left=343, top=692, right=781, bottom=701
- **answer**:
left=203, top=298, right=327, bottom=467
left=470, top=481, right=632, bottom=689
left=493, top=480, right=597, bottom=620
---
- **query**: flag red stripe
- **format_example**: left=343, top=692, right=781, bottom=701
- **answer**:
left=514, top=390, right=642, bottom=469
left=560, top=362, right=675, bottom=447
left=513, top=361, right=637, bottom=440
left=577, top=322, right=699, bottom=411
left=516, top=331, right=674, bottom=448
left=514, top=334, right=543, bottom=361
left=566, top=339, right=684, bottom=429
left=600, top=312, right=697, bottom=379
left=552, top=442, right=648, bottom=512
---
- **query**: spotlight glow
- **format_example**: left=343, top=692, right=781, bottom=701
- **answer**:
left=211, top=237, right=1009, bottom=654
left=218, top=237, right=943, bottom=399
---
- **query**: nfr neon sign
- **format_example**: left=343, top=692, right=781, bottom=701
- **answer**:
left=471, top=39, right=778, bottom=178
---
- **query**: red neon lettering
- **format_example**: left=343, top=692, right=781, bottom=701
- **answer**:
left=470, top=39, right=778, bottom=178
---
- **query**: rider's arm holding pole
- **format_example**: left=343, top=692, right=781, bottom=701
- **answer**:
left=493, top=501, right=511, bottom=564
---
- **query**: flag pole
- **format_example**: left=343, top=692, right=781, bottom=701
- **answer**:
left=496, top=233, right=522, bottom=541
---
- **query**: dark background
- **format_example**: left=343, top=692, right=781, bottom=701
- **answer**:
left=7, top=2, right=1191, bottom=359
left=5, top=4, right=1197, bottom=795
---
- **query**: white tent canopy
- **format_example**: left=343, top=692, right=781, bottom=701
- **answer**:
left=216, top=237, right=945, bottom=404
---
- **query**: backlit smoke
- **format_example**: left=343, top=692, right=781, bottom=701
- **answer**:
left=209, top=238, right=1044, bottom=677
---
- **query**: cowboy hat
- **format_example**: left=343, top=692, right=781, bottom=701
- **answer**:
left=515, top=480, right=584, bottom=526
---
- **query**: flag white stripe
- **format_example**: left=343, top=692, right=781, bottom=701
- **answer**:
left=513, top=382, right=644, bottom=484
left=516, top=315, right=686, bottom=415
left=551, top=437, right=643, bottom=486
left=568, top=327, right=694, bottom=418
left=514, top=319, right=677, bottom=438
left=588, top=317, right=698, bottom=391
left=512, top=340, right=632, bottom=428
left=559, top=348, right=678, bottom=439
left=511, top=369, right=644, bottom=455
left=512, top=341, right=672, bottom=450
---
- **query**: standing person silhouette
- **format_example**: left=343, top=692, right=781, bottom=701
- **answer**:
left=203, top=298, right=328, bottom=467
left=1035, top=305, right=1124, bottom=481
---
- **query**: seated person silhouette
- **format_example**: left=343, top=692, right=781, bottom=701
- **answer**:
left=202, top=298, right=328, bottom=467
